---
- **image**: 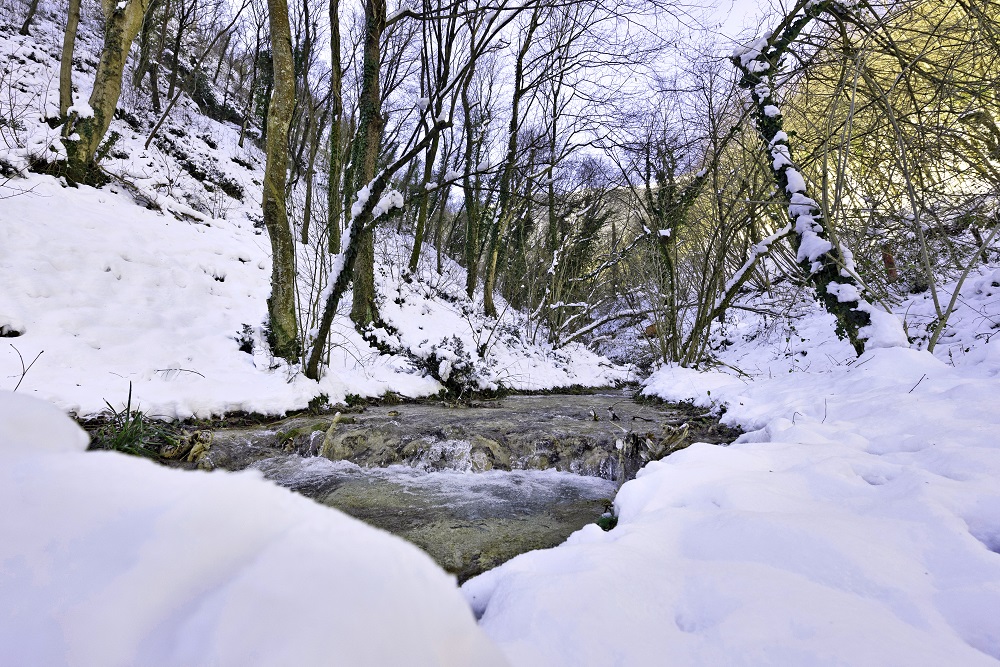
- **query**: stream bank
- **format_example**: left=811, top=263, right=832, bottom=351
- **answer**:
left=97, top=391, right=740, bottom=581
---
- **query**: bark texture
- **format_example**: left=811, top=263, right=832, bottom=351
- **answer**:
left=64, top=0, right=153, bottom=182
left=262, top=0, right=300, bottom=361
left=349, top=0, right=387, bottom=328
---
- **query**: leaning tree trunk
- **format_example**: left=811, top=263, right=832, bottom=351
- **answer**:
left=19, top=0, right=41, bottom=35
left=63, top=0, right=154, bottom=182
left=730, top=0, right=892, bottom=355
left=261, top=0, right=300, bottom=362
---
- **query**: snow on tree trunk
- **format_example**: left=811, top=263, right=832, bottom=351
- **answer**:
left=730, top=0, right=906, bottom=355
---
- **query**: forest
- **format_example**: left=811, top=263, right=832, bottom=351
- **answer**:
left=12, top=0, right=997, bottom=378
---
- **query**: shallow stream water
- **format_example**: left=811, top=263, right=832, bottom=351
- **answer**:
left=203, top=392, right=738, bottom=580
left=253, top=456, right=616, bottom=581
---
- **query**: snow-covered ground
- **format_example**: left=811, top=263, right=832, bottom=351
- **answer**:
left=0, top=392, right=505, bottom=666
left=464, top=274, right=1000, bottom=665
left=0, top=173, right=625, bottom=417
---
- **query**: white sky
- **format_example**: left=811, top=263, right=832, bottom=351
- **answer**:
left=713, top=0, right=769, bottom=39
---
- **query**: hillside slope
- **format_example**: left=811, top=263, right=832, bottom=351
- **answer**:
left=0, top=14, right=627, bottom=418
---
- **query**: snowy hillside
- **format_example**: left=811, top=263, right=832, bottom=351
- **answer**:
left=0, top=12, right=627, bottom=418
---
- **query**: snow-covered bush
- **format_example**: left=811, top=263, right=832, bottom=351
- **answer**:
left=409, top=335, right=498, bottom=397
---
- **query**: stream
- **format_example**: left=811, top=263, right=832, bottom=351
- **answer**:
left=199, top=391, right=738, bottom=581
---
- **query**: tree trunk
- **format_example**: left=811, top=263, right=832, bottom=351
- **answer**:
left=64, top=0, right=154, bottom=182
left=461, top=77, right=480, bottom=299
left=408, top=133, right=439, bottom=273
left=131, top=0, right=161, bottom=90
left=238, top=22, right=262, bottom=148
left=213, top=30, right=231, bottom=82
left=59, top=0, right=82, bottom=120
left=166, top=1, right=193, bottom=100
left=301, top=104, right=329, bottom=244
left=349, top=0, right=386, bottom=329
left=482, top=10, right=539, bottom=317
left=326, top=0, right=344, bottom=253
left=147, top=0, right=171, bottom=113
left=262, top=0, right=300, bottom=362
left=19, top=0, right=41, bottom=36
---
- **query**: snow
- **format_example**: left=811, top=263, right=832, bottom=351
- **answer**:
left=764, top=104, right=781, bottom=117
left=0, top=392, right=505, bottom=666
left=858, top=300, right=913, bottom=350
left=770, top=142, right=792, bottom=169
left=784, top=167, right=806, bottom=193
left=372, top=188, right=404, bottom=219
left=787, top=191, right=817, bottom=217
left=350, top=183, right=372, bottom=219
left=67, top=102, right=94, bottom=118
left=826, top=280, right=861, bottom=303
left=465, top=284, right=1000, bottom=665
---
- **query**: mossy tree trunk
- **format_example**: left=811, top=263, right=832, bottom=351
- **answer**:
left=262, top=0, right=300, bottom=362
left=349, top=0, right=387, bottom=329
left=63, top=0, right=154, bottom=182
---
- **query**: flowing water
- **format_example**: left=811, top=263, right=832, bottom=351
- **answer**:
left=200, top=392, right=738, bottom=581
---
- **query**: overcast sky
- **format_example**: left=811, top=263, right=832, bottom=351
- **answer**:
left=710, top=0, right=780, bottom=40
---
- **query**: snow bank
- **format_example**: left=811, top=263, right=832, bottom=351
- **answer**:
left=0, top=391, right=505, bottom=666
left=466, top=345, right=1000, bottom=663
